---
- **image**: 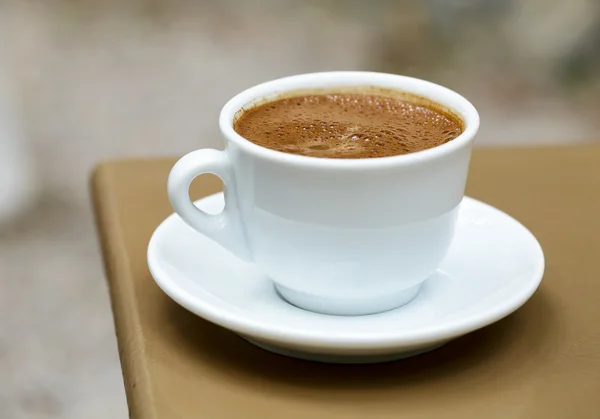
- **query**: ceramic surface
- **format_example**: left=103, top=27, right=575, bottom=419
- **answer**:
left=148, top=193, right=544, bottom=363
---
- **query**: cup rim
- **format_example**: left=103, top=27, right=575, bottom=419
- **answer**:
left=220, top=71, right=479, bottom=169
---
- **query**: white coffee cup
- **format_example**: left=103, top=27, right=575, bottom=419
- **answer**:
left=168, top=72, right=479, bottom=316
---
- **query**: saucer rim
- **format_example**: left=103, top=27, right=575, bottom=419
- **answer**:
left=148, top=194, right=544, bottom=350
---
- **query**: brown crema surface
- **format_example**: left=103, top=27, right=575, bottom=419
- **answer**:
left=233, top=93, right=464, bottom=159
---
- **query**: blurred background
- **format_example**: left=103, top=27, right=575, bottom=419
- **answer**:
left=0, top=0, right=598, bottom=417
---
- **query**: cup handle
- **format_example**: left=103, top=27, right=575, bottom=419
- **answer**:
left=168, top=149, right=253, bottom=262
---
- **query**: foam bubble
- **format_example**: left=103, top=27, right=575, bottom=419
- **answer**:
left=234, top=94, right=463, bottom=159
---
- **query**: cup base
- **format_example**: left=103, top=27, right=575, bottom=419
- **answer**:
left=275, top=282, right=422, bottom=316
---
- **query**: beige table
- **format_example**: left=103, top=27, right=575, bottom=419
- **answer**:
left=92, top=146, right=600, bottom=419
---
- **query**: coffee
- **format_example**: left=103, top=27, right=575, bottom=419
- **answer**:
left=233, top=92, right=464, bottom=159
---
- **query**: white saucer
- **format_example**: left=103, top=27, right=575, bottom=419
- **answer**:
left=148, top=193, right=544, bottom=364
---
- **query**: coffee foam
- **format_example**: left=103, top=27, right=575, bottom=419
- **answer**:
left=233, top=92, right=464, bottom=159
